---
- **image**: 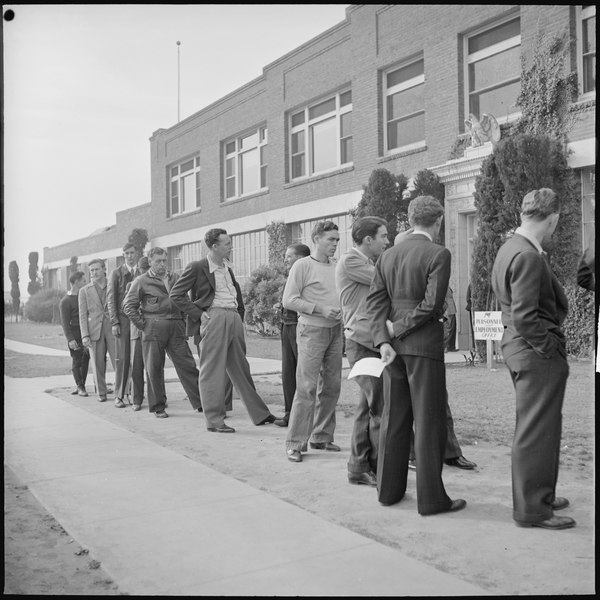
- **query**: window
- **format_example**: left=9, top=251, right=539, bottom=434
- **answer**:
left=168, top=156, right=201, bottom=217
left=291, top=213, right=353, bottom=258
left=230, top=230, right=268, bottom=283
left=289, top=90, right=352, bottom=180
left=384, top=58, right=425, bottom=153
left=465, top=16, right=521, bottom=122
left=223, top=127, right=268, bottom=200
left=167, top=241, right=204, bottom=274
left=579, top=166, right=595, bottom=251
left=578, top=6, right=596, bottom=96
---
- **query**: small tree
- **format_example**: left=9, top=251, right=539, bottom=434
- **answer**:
left=8, top=260, right=21, bottom=322
left=408, top=169, right=446, bottom=244
left=243, top=263, right=287, bottom=336
left=27, top=252, right=42, bottom=296
left=128, top=228, right=149, bottom=256
left=351, top=168, right=408, bottom=242
left=23, top=288, right=64, bottom=323
left=69, top=256, right=78, bottom=273
left=266, top=221, right=289, bottom=266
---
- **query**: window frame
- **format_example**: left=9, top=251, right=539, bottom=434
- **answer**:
left=464, top=15, right=522, bottom=125
left=223, top=126, right=268, bottom=201
left=383, top=56, right=426, bottom=155
left=167, top=155, right=201, bottom=218
left=288, top=89, right=353, bottom=182
left=576, top=5, right=596, bottom=98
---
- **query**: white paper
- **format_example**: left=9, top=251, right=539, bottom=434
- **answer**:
left=347, top=357, right=386, bottom=379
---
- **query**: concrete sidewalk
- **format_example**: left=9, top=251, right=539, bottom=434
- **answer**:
left=4, top=375, right=488, bottom=596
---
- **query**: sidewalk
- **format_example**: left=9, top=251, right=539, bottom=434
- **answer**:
left=4, top=375, right=488, bottom=596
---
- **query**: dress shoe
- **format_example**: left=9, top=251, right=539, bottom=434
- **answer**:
left=154, top=410, right=169, bottom=418
left=309, top=441, right=341, bottom=452
left=98, top=395, right=107, bottom=402
left=273, top=418, right=288, bottom=427
left=445, top=456, right=477, bottom=470
left=421, top=499, right=467, bottom=516
left=256, top=414, right=276, bottom=426
left=550, top=497, right=569, bottom=511
left=207, top=424, right=235, bottom=433
left=516, top=515, right=576, bottom=530
left=196, top=407, right=203, bottom=413
left=132, top=404, right=142, bottom=412
left=287, top=449, right=302, bottom=462
left=408, top=459, right=416, bottom=471
left=348, top=471, right=377, bottom=487
left=114, top=399, right=126, bottom=408
left=70, top=387, right=79, bottom=395
left=77, top=386, right=88, bottom=397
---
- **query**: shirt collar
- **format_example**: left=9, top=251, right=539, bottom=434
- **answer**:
left=353, top=247, right=372, bottom=263
left=148, top=269, right=169, bottom=279
left=514, top=227, right=545, bottom=254
left=208, top=254, right=233, bottom=274
left=411, top=230, right=433, bottom=242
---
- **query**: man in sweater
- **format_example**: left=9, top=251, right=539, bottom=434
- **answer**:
left=282, top=221, right=343, bottom=462
left=59, top=271, right=90, bottom=396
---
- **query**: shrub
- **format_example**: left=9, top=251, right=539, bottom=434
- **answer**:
left=23, top=289, right=64, bottom=323
left=243, top=264, right=288, bottom=336
left=562, top=283, right=595, bottom=359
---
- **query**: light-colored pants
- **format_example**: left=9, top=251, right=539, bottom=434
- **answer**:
left=198, top=307, right=270, bottom=429
left=286, top=322, right=342, bottom=451
left=89, top=317, right=116, bottom=397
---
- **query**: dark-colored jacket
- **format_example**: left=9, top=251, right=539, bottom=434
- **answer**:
left=491, top=233, right=568, bottom=360
left=59, top=293, right=82, bottom=342
left=366, top=233, right=450, bottom=361
left=169, top=257, right=245, bottom=342
left=122, top=270, right=183, bottom=331
left=107, top=264, right=137, bottom=325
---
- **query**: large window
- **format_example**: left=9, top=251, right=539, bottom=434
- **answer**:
left=291, top=213, right=353, bottom=259
left=384, top=58, right=425, bottom=153
left=167, top=241, right=204, bottom=274
left=168, top=156, right=201, bottom=217
left=224, top=127, right=268, bottom=201
left=289, top=90, right=353, bottom=181
left=578, top=6, right=596, bottom=96
left=231, top=230, right=268, bottom=283
left=579, top=166, right=595, bottom=251
left=465, top=16, right=521, bottom=122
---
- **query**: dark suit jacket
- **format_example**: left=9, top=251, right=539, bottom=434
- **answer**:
left=169, top=257, right=245, bottom=342
left=107, top=264, right=137, bottom=325
left=491, top=233, right=568, bottom=360
left=366, top=233, right=450, bottom=361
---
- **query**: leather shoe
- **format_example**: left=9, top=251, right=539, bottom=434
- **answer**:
left=516, top=515, right=576, bottom=530
left=207, top=424, right=235, bottom=433
left=422, top=499, right=467, bottom=515
left=154, top=410, right=169, bottom=418
left=132, top=404, right=142, bottom=412
left=287, top=449, right=302, bottom=462
left=408, top=459, right=416, bottom=471
left=550, top=497, right=569, bottom=511
left=256, top=414, right=276, bottom=426
left=98, top=395, right=107, bottom=402
left=445, top=456, right=477, bottom=469
left=70, top=387, right=79, bottom=395
left=77, top=386, right=88, bottom=397
left=309, top=441, right=341, bottom=452
left=273, top=418, right=288, bottom=427
left=114, top=399, right=126, bottom=408
left=348, top=471, right=377, bottom=487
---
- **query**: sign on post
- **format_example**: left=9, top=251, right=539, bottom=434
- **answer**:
left=473, top=311, right=504, bottom=370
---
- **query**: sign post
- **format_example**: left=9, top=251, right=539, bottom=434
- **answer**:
left=473, top=311, right=504, bottom=369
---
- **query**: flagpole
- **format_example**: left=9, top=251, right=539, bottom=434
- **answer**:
left=177, top=41, right=181, bottom=122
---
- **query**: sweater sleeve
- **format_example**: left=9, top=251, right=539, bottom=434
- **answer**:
left=282, top=260, right=316, bottom=315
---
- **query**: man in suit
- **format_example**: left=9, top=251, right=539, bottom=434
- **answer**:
left=492, top=188, right=574, bottom=530
left=367, top=196, right=466, bottom=515
left=79, top=258, right=116, bottom=402
left=336, top=216, right=389, bottom=487
left=123, top=247, right=202, bottom=419
left=169, top=228, right=275, bottom=432
left=107, top=242, right=139, bottom=408
left=272, top=243, right=311, bottom=427
left=59, top=271, right=90, bottom=397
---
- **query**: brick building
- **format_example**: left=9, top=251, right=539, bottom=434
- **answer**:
left=44, top=4, right=595, bottom=350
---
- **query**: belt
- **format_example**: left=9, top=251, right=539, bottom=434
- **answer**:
left=208, top=306, right=238, bottom=312
left=145, top=316, right=184, bottom=321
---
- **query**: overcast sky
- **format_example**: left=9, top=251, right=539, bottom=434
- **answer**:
left=3, top=3, right=349, bottom=294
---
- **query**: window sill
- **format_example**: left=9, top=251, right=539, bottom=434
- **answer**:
left=221, top=188, right=269, bottom=206
left=168, top=208, right=201, bottom=221
left=379, top=144, right=427, bottom=163
left=570, top=96, right=595, bottom=112
left=285, top=165, right=354, bottom=189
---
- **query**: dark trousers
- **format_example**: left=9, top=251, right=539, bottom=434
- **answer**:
left=345, top=339, right=382, bottom=475
left=142, top=319, right=201, bottom=413
left=281, top=323, right=298, bottom=422
left=114, top=315, right=132, bottom=400
left=444, top=315, right=457, bottom=351
left=505, top=348, right=569, bottom=523
left=378, top=354, right=451, bottom=515
left=130, top=336, right=145, bottom=405
left=69, top=328, right=89, bottom=388
left=409, top=391, right=462, bottom=460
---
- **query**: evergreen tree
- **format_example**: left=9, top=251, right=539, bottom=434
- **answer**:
left=128, top=228, right=149, bottom=256
left=9, top=260, right=21, bottom=321
left=27, top=252, right=42, bottom=296
left=408, top=169, right=446, bottom=244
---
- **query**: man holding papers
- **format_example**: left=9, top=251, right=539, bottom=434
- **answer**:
left=336, top=216, right=389, bottom=487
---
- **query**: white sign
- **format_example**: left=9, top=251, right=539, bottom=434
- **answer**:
left=473, top=311, right=504, bottom=340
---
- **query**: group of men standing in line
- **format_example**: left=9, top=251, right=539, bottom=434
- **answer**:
left=60, top=189, right=589, bottom=528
